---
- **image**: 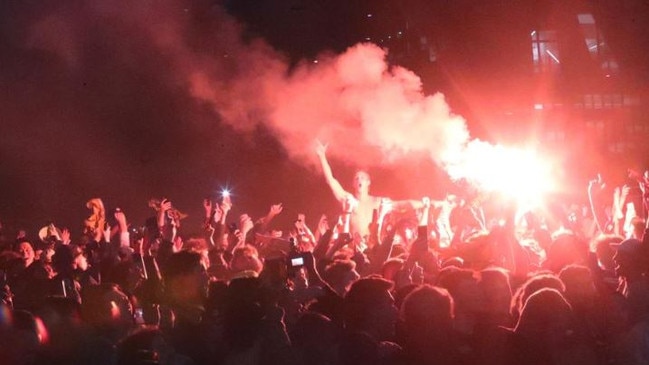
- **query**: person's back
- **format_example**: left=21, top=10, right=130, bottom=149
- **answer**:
left=398, top=285, right=468, bottom=365
left=162, top=251, right=212, bottom=365
left=507, top=288, right=599, bottom=365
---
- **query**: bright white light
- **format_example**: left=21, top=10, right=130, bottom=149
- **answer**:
left=367, top=13, right=373, bottom=18
left=534, top=103, right=544, bottom=110
left=546, top=50, right=561, bottom=64
left=446, top=141, right=556, bottom=208
left=577, top=13, right=595, bottom=25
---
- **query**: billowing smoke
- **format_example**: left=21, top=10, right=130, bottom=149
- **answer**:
left=23, top=1, right=472, bottom=169
left=192, top=42, right=471, bottom=167
left=1, top=0, right=547, bottom=230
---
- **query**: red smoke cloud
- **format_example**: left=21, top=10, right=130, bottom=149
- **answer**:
left=22, top=1, right=551, bottom=196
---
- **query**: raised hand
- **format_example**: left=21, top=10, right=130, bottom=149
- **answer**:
left=220, top=196, right=232, bottom=215
left=48, top=224, right=62, bottom=241
left=317, top=214, right=329, bottom=236
left=61, top=228, right=71, bottom=245
left=203, top=198, right=213, bottom=215
left=212, top=206, right=223, bottom=223
left=160, top=199, right=172, bottom=213
left=588, top=173, right=606, bottom=193
left=418, top=197, right=431, bottom=226
left=269, top=203, right=283, bottom=217
left=315, top=140, right=328, bottom=158
left=114, top=209, right=127, bottom=229
left=239, top=214, right=254, bottom=234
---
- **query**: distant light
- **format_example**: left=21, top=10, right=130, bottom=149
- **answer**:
left=398, top=31, right=403, bottom=35
left=365, top=37, right=371, bottom=41
left=605, top=74, right=611, bottom=78
left=367, top=13, right=373, bottom=18
left=545, top=50, right=561, bottom=64
left=223, top=54, right=229, bottom=58
left=577, top=13, right=595, bottom=25
left=534, top=103, right=544, bottom=110
left=313, top=59, right=318, bottom=64
left=531, top=30, right=536, bottom=37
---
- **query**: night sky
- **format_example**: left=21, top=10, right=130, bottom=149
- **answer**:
left=0, top=0, right=445, bottom=237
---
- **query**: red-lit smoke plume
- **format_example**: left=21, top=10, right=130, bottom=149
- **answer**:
left=22, top=1, right=554, bottom=198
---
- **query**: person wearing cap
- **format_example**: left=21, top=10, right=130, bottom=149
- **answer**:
left=612, top=238, right=649, bottom=324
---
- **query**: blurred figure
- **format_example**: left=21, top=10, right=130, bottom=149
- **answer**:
left=611, top=239, right=649, bottom=325
left=507, top=288, right=598, bottom=365
left=398, top=284, right=465, bottom=365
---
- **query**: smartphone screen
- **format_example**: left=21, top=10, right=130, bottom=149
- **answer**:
left=291, top=257, right=304, bottom=267
left=134, top=308, right=145, bottom=325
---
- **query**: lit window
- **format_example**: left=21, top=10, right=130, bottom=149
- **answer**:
left=586, top=120, right=605, bottom=131
left=577, top=13, right=619, bottom=75
left=609, top=142, right=625, bottom=153
left=531, top=30, right=560, bottom=73
left=577, top=14, right=595, bottom=24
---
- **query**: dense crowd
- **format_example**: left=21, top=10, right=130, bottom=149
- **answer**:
left=1, top=154, right=649, bottom=365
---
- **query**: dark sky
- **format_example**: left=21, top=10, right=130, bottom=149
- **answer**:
left=0, top=0, right=444, bottom=237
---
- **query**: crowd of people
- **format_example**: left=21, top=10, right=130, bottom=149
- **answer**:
left=1, top=148, right=649, bottom=365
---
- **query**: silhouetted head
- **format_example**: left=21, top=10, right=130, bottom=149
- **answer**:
left=344, top=276, right=397, bottom=341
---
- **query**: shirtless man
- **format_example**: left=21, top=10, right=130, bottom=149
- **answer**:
left=316, top=142, right=425, bottom=240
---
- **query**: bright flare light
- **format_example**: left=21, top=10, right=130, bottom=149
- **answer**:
left=446, top=140, right=555, bottom=207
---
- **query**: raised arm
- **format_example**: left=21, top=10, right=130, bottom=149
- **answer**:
left=257, top=203, right=284, bottom=233
left=316, top=141, right=349, bottom=202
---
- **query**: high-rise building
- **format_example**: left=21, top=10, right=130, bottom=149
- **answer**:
left=350, top=0, right=649, bottom=178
